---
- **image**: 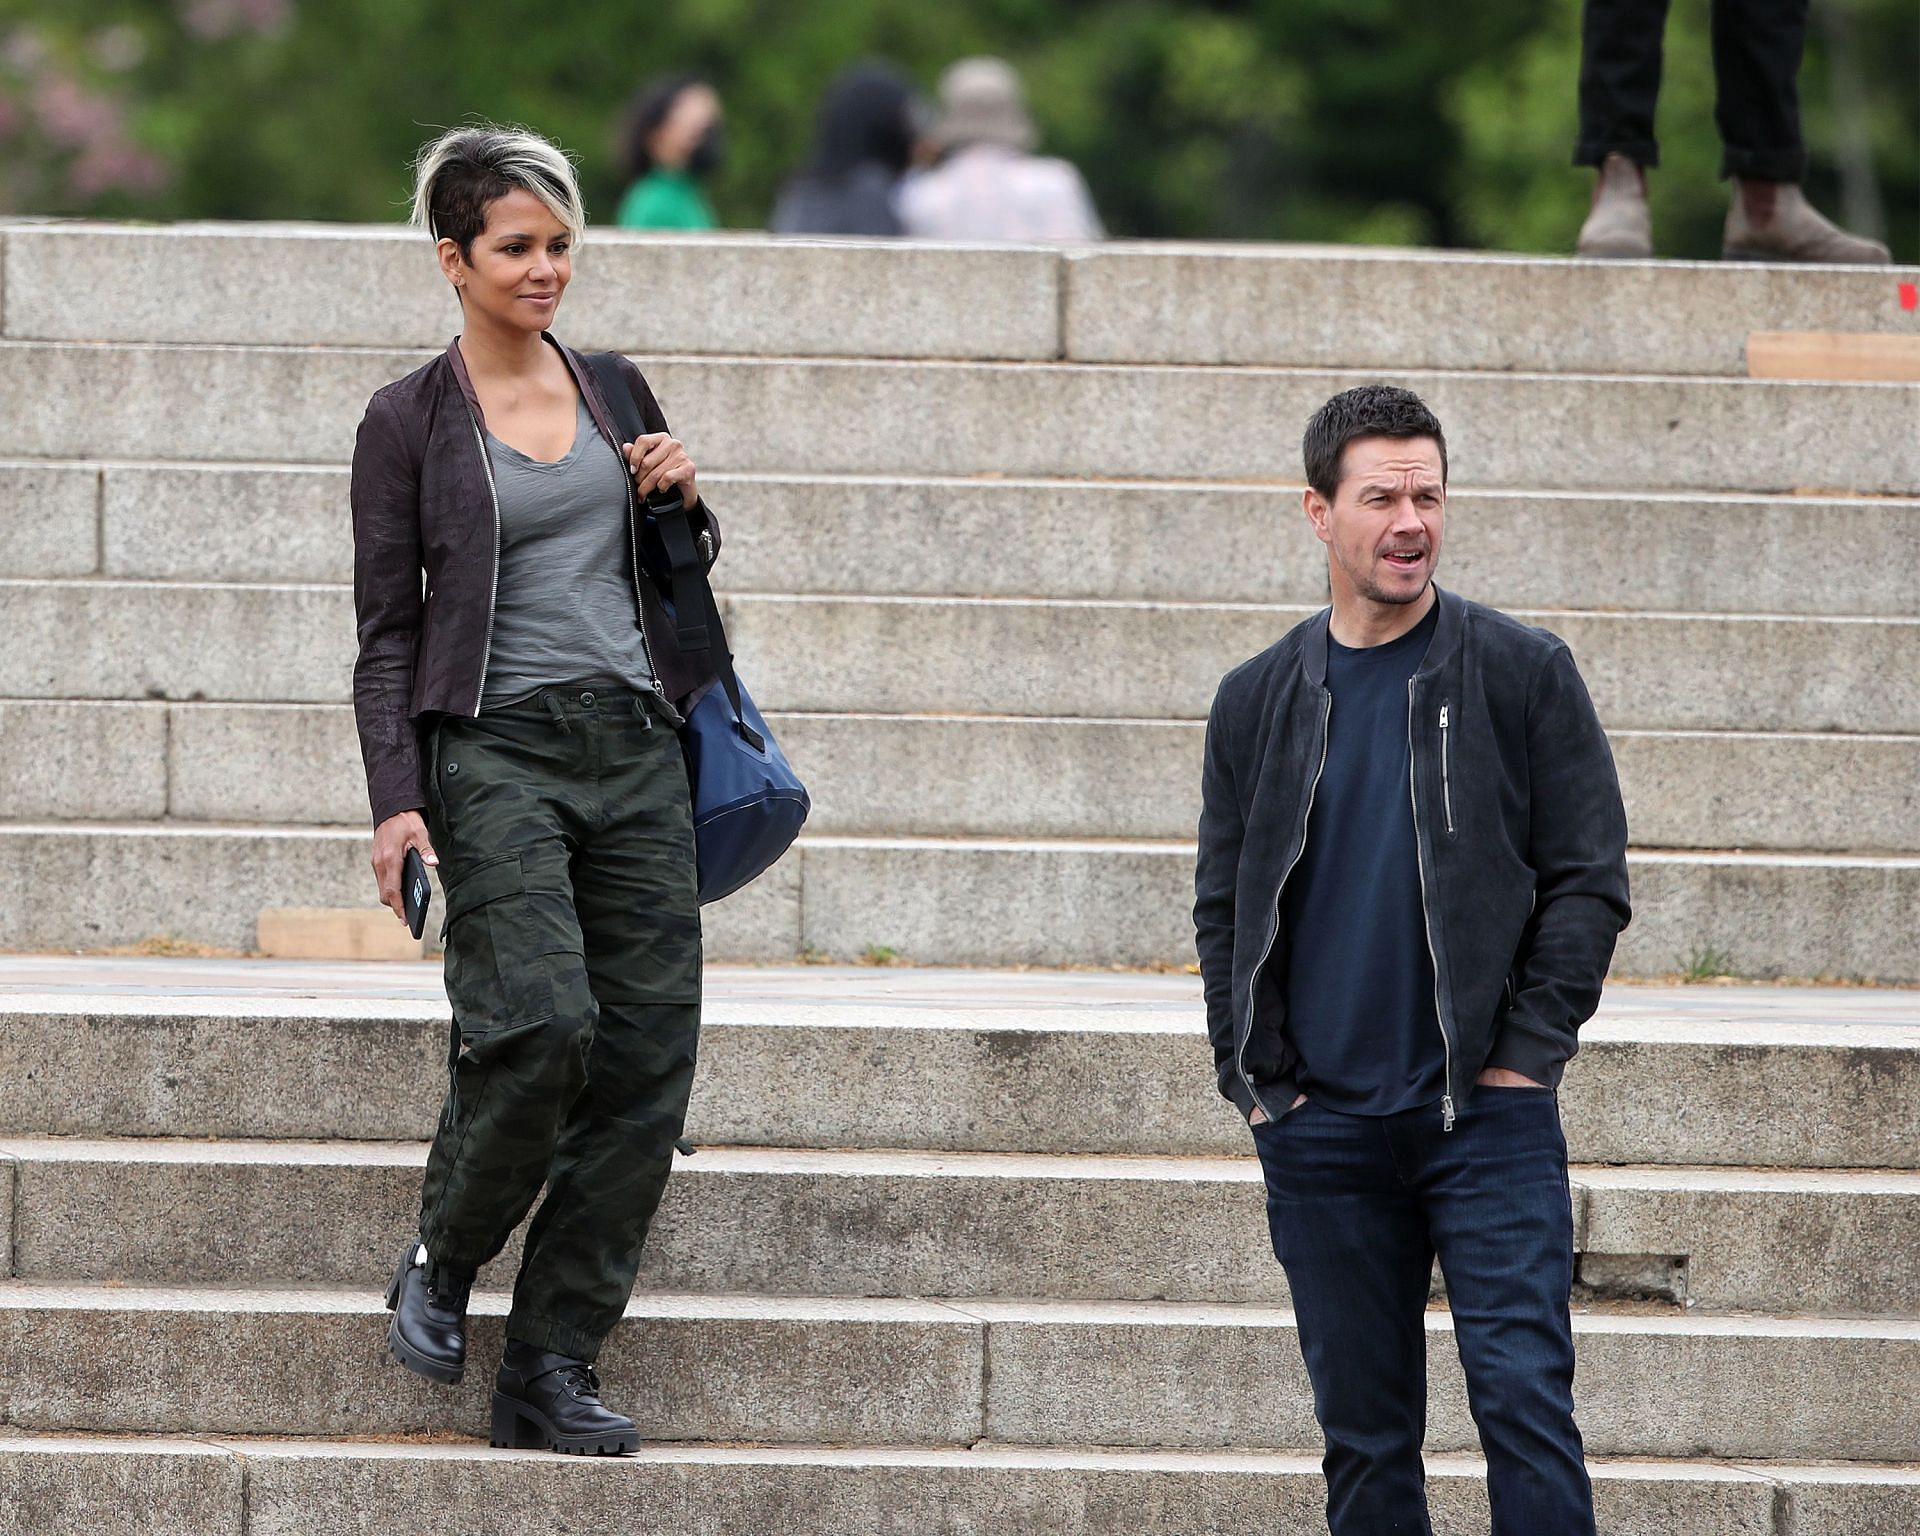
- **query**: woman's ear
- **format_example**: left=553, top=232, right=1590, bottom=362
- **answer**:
left=436, top=237, right=466, bottom=292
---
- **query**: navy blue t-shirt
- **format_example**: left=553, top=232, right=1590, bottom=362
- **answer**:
left=1281, top=603, right=1447, bottom=1116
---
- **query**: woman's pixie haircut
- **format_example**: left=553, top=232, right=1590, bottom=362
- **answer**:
left=409, top=123, right=586, bottom=259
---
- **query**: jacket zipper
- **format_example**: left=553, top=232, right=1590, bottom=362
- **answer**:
left=1409, top=679, right=1457, bottom=1130
left=466, top=415, right=502, bottom=717
left=1439, top=702, right=1455, bottom=836
left=1238, top=687, right=1332, bottom=1120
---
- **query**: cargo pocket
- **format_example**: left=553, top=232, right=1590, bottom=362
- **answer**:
left=441, top=853, right=559, bottom=1037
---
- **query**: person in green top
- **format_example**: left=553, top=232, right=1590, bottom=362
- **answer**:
left=614, top=73, right=723, bottom=230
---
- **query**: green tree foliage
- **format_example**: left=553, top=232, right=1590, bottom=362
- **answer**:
left=1, top=0, right=1912, bottom=261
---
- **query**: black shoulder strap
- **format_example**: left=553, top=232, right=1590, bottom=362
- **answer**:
left=584, top=352, right=762, bottom=750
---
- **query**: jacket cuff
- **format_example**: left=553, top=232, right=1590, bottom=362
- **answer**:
left=1219, top=1067, right=1258, bottom=1122
left=1483, top=1021, right=1566, bottom=1089
left=369, top=794, right=428, bottom=830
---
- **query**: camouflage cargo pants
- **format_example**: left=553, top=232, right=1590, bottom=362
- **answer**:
left=418, top=684, right=701, bottom=1361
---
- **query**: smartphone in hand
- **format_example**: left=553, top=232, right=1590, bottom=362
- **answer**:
left=402, top=846, right=432, bottom=940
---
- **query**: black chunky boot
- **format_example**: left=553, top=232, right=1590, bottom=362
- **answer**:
left=491, top=1340, right=639, bottom=1455
left=384, top=1241, right=471, bottom=1386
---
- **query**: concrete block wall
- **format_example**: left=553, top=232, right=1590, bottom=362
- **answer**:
left=0, top=222, right=1916, bottom=974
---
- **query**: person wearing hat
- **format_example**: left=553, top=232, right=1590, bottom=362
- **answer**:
left=898, top=57, right=1103, bottom=243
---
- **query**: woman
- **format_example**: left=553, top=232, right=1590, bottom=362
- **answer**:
left=768, top=61, right=919, bottom=236
left=352, top=122, right=720, bottom=1456
left=614, top=73, right=723, bottom=230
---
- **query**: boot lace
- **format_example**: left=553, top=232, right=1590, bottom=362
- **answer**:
left=564, top=1364, right=603, bottom=1400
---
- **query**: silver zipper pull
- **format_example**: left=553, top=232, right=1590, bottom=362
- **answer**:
left=1439, top=704, right=1449, bottom=728
left=1441, top=1095, right=1456, bottom=1132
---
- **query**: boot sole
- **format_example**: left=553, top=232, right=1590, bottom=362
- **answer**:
left=386, top=1312, right=465, bottom=1386
left=490, top=1391, right=637, bottom=1455
left=384, top=1253, right=464, bottom=1387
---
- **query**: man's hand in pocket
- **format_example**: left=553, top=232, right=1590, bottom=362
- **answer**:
left=1248, top=1091, right=1310, bottom=1126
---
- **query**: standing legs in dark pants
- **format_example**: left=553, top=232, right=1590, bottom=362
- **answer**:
left=417, top=689, right=703, bottom=1362
left=1574, top=0, right=1888, bottom=260
left=1577, top=0, right=1808, bottom=178
left=1575, top=0, right=1674, bottom=171
left=1254, top=1090, right=1594, bottom=1536
left=1707, top=0, right=1808, bottom=180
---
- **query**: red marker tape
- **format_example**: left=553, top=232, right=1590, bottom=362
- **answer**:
left=1901, top=281, right=1919, bottom=312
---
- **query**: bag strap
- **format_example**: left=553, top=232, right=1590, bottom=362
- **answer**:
left=585, top=352, right=763, bottom=751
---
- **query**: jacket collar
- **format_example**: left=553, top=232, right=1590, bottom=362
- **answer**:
left=1304, top=583, right=1462, bottom=688
left=442, top=333, right=624, bottom=451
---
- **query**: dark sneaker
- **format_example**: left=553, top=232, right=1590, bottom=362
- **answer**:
left=491, top=1340, right=639, bottom=1455
left=384, top=1241, right=471, bottom=1386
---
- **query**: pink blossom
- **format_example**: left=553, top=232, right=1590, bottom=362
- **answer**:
left=32, top=73, right=122, bottom=149
left=69, top=139, right=170, bottom=199
left=91, top=25, right=150, bottom=74
left=181, top=0, right=294, bottom=42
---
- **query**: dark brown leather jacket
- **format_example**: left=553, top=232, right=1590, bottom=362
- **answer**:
left=350, top=336, right=721, bottom=826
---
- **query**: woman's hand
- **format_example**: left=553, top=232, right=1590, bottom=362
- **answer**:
left=624, top=432, right=698, bottom=508
left=372, top=810, right=438, bottom=924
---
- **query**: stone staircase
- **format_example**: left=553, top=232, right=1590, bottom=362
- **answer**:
left=0, top=224, right=1918, bottom=975
left=0, top=224, right=1917, bottom=1533
left=0, top=962, right=1916, bottom=1533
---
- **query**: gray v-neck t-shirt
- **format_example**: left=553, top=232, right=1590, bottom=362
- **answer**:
left=480, top=392, right=659, bottom=710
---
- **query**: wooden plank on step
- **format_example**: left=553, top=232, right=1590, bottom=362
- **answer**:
left=1747, top=331, right=1920, bottom=382
left=256, top=906, right=425, bottom=961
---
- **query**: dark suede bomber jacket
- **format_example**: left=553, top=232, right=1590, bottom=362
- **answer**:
left=349, top=336, right=720, bottom=828
left=1193, top=586, right=1632, bottom=1129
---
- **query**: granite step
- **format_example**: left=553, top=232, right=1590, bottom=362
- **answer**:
left=6, top=222, right=1915, bottom=377
left=1, top=822, right=1916, bottom=979
left=5, top=699, right=1909, bottom=854
left=2, top=984, right=1914, bottom=1170
left=10, top=457, right=1916, bottom=619
left=1, top=1137, right=1912, bottom=1314
left=0, top=1284, right=1911, bottom=1462
left=6, top=1432, right=1918, bottom=1536
left=4, top=580, right=1914, bottom=736
left=1, top=340, right=1914, bottom=493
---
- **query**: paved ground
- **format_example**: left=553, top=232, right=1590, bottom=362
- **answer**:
left=0, top=956, right=1912, bottom=1028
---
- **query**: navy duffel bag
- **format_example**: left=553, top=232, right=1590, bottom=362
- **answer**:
left=681, top=661, right=809, bottom=904
left=588, top=353, right=809, bottom=904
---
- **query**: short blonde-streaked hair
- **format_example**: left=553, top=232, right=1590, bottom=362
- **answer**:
left=409, top=123, right=586, bottom=257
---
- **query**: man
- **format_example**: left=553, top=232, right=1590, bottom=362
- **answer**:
left=1193, top=385, right=1630, bottom=1535
left=1574, top=0, right=1889, bottom=262
left=897, top=56, right=1103, bottom=243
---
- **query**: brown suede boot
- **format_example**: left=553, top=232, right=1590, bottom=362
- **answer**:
left=1723, top=179, right=1890, bottom=264
left=1576, top=154, right=1653, bottom=258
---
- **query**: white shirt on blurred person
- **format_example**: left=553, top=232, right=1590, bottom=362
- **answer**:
left=899, top=57, right=1104, bottom=243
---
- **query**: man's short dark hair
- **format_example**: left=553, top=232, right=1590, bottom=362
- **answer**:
left=1302, top=385, right=1448, bottom=500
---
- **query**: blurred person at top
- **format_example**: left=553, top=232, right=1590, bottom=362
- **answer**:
left=769, top=62, right=919, bottom=236
left=899, top=57, right=1103, bottom=242
left=614, top=73, right=723, bottom=230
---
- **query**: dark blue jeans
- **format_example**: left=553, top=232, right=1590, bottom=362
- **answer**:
left=1252, top=1087, right=1594, bottom=1536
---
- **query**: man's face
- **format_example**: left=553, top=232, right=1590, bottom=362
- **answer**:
left=1303, top=435, right=1446, bottom=608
